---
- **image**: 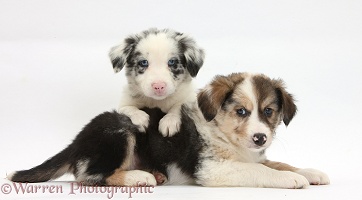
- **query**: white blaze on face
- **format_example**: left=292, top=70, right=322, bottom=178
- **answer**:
left=135, top=33, right=178, bottom=100
left=240, top=76, right=272, bottom=150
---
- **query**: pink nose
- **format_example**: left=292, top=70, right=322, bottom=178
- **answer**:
left=152, top=82, right=166, bottom=95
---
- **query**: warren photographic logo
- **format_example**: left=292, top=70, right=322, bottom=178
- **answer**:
left=1, top=182, right=154, bottom=199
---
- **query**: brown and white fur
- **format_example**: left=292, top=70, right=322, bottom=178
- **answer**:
left=8, top=72, right=329, bottom=188
left=194, top=72, right=330, bottom=187
left=109, top=28, right=204, bottom=136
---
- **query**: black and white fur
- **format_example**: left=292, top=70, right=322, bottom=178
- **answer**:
left=8, top=73, right=330, bottom=188
left=110, top=28, right=204, bottom=136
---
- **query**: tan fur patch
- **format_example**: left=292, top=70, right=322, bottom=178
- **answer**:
left=105, top=133, right=136, bottom=186
left=120, top=134, right=136, bottom=170
left=262, top=160, right=299, bottom=172
left=271, top=78, right=297, bottom=126
left=209, top=143, right=235, bottom=160
left=215, top=110, right=248, bottom=147
left=233, top=91, right=254, bottom=112
left=198, top=73, right=246, bottom=121
left=106, top=169, right=127, bottom=186
left=214, top=93, right=251, bottom=149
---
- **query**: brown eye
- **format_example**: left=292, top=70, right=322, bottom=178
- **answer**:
left=264, top=108, right=273, bottom=117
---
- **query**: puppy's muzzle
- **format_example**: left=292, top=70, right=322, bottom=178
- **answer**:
left=152, top=81, right=167, bottom=96
left=253, top=133, right=267, bottom=146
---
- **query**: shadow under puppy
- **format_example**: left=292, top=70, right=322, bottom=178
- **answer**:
left=8, top=72, right=330, bottom=188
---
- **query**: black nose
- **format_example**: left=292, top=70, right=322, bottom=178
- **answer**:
left=253, top=133, right=267, bottom=146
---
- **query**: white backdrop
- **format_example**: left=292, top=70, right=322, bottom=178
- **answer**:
left=1, top=0, right=362, bottom=199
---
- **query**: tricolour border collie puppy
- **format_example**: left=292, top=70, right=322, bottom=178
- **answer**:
left=110, top=28, right=204, bottom=136
left=8, top=73, right=330, bottom=188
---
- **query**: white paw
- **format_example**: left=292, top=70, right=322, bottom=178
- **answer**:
left=158, top=113, right=181, bottom=137
left=273, top=171, right=310, bottom=189
left=123, top=170, right=157, bottom=186
left=129, top=110, right=150, bottom=132
left=296, top=168, right=330, bottom=185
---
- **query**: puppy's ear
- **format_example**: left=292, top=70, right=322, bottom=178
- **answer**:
left=109, top=36, right=138, bottom=73
left=273, top=79, right=297, bottom=126
left=176, top=33, right=205, bottom=77
left=198, top=74, right=243, bottom=121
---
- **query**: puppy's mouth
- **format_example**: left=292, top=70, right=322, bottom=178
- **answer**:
left=248, top=144, right=267, bottom=152
left=153, top=90, right=168, bottom=97
left=149, top=94, right=169, bottom=100
left=146, top=90, right=175, bottom=100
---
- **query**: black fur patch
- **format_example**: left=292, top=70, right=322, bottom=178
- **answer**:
left=136, top=106, right=203, bottom=178
left=221, top=91, right=234, bottom=110
left=170, top=62, right=185, bottom=79
left=177, top=38, right=204, bottom=77
left=111, top=57, right=122, bottom=70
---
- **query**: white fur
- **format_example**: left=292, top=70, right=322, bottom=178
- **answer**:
left=196, top=160, right=309, bottom=188
left=119, top=106, right=150, bottom=132
left=75, top=160, right=103, bottom=184
left=158, top=113, right=182, bottom=137
left=6, top=171, right=15, bottom=180
left=296, top=168, right=330, bottom=185
left=122, top=170, right=157, bottom=186
left=75, top=159, right=89, bottom=180
left=164, top=163, right=195, bottom=185
left=119, top=82, right=196, bottom=136
left=241, top=76, right=272, bottom=152
left=114, top=30, right=201, bottom=137
left=135, top=33, right=178, bottom=100
left=75, top=160, right=102, bottom=184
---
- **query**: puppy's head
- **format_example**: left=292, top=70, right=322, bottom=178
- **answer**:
left=109, top=28, right=205, bottom=100
left=197, top=73, right=297, bottom=152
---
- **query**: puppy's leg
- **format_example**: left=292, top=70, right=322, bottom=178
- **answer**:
left=159, top=104, right=182, bottom=137
left=119, top=106, right=149, bottom=132
left=196, top=160, right=309, bottom=189
left=74, top=124, right=147, bottom=186
left=262, top=160, right=330, bottom=185
left=262, top=160, right=298, bottom=171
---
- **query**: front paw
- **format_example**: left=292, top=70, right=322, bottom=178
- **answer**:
left=272, top=171, right=310, bottom=189
left=129, top=110, right=150, bottom=132
left=296, top=168, right=330, bottom=185
left=159, top=114, right=181, bottom=137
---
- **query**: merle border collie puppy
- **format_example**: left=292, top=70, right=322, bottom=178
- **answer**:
left=110, top=28, right=204, bottom=137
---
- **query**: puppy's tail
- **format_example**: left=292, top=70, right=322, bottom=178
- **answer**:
left=8, top=146, right=73, bottom=183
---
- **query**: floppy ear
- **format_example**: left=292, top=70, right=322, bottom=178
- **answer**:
left=197, top=74, right=242, bottom=121
left=273, top=79, right=297, bottom=126
left=176, top=34, right=205, bottom=77
left=109, top=36, right=138, bottom=73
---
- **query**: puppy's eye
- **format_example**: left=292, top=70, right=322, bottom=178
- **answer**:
left=168, top=59, right=177, bottom=68
left=264, top=108, right=273, bottom=117
left=138, top=60, right=149, bottom=68
left=236, top=108, right=249, bottom=117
